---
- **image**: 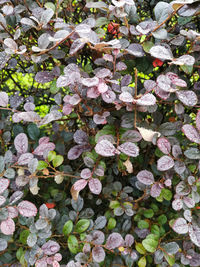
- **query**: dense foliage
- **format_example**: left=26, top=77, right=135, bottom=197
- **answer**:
left=0, top=0, right=200, bottom=266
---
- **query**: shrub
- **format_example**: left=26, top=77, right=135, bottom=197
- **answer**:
left=0, top=0, right=200, bottom=266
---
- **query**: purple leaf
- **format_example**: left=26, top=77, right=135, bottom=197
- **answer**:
left=96, top=68, right=112, bottom=78
left=7, top=206, right=18, bottom=218
left=87, top=86, right=100, bottom=98
left=125, top=234, right=134, bottom=247
left=14, top=133, right=28, bottom=154
left=137, top=170, right=154, bottom=185
left=176, top=90, right=197, bottom=107
left=156, top=74, right=171, bottom=92
left=18, top=201, right=37, bottom=217
left=188, top=223, right=200, bottom=247
left=95, top=140, right=118, bottom=157
left=121, top=130, right=142, bottom=142
left=172, top=55, right=195, bottom=66
left=42, top=240, right=60, bottom=255
left=172, top=145, right=182, bottom=158
left=73, top=130, right=88, bottom=144
left=69, top=38, right=86, bottom=55
left=136, top=93, right=156, bottom=106
left=144, top=80, right=156, bottom=92
left=35, top=71, right=55, bottom=83
left=118, top=142, right=139, bottom=157
left=125, top=43, right=144, bottom=57
left=63, top=103, right=73, bottom=115
left=183, top=197, right=195, bottom=208
left=0, top=92, right=9, bottom=107
left=150, top=183, right=162, bottom=197
left=73, top=179, right=87, bottom=191
left=196, top=110, right=200, bottom=132
left=157, top=155, right=174, bottom=171
left=0, top=178, right=10, bottom=194
left=0, top=218, right=15, bottom=235
left=101, top=90, right=116, bottom=103
left=172, top=218, right=188, bottom=234
left=18, top=153, right=34, bottom=165
left=0, top=196, right=6, bottom=206
left=33, top=142, right=55, bottom=156
left=116, top=61, right=127, bottom=71
left=80, top=168, right=92, bottom=179
left=16, top=111, right=40, bottom=123
left=67, top=144, right=89, bottom=160
left=92, top=246, right=105, bottom=263
left=39, top=137, right=49, bottom=144
left=182, top=124, right=200, bottom=144
left=157, top=137, right=171, bottom=154
left=69, top=94, right=81, bottom=105
left=92, top=230, right=105, bottom=245
left=106, top=233, right=124, bottom=249
left=155, top=86, right=170, bottom=100
left=89, top=178, right=102, bottom=195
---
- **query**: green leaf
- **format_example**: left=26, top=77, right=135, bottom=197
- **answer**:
left=138, top=256, right=146, bottom=267
left=136, top=243, right=146, bottom=254
left=67, top=235, right=79, bottom=254
left=151, top=224, right=160, bottom=236
left=27, top=123, right=40, bottom=140
left=158, top=214, right=167, bottom=225
left=95, top=17, right=109, bottom=27
left=107, top=218, right=116, bottom=230
left=16, top=247, right=24, bottom=261
left=48, top=151, right=56, bottom=162
left=50, top=80, right=59, bottom=94
left=163, top=252, right=175, bottom=266
left=19, top=230, right=30, bottom=244
left=143, top=209, right=154, bottom=218
left=63, top=220, right=73, bottom=236
left=138, top=220, right=149, bottom=229
left=109, top=200, right=120, bottom=209
left=37, top=161, right=48, bottom=170
left=142, top=238, right=158, bottom=253
left=142, top=41, right=154, bottom=53
left=75, top=219, right=90, bottom=233
left=161, top=188, right=172, bottom=201
left=52, top=155, right=64, bottom=168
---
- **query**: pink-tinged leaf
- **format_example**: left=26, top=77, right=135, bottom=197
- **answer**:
left=0, top=178, right=10, bottom=194
left=157, top=137, right=171, bottom=154
left=155, top=86, right=170, bottom=100
left=87, top=87, right=100, bottom=98
left=18, top=153, right=34, bottom=165
left=74, top=130, right=88, bottom=144
left=63, top=103, right=73, bottom=115
left=119, top=92, right=134, bottom=102
left=69, top=94, right=81, bottom=105
left=80, top=168, right=92, bottom=179
left=188, top=223, right=200, bottom=247
left=172, top=218, right=188, bottom=234
left=18, top=200, right=37, bottom=217
left=95, top=140, right=118, bottom=157
left=96, top=68, right=112, bottom=79
left=97, top=81, right=108, bottom=93
left=0, top=196, right=6, bottom=206
left=89, top=178, right=102, bottom=195
left=136, top=93, right=156, bottom=106
left=39, top=137, right=49, bottom=145
left=92, top=246, right=105, bottom=263
left=52, top=261, right=60, bottom=267
left=33, top=143, right=55, bottom=156
left=0, top=92, right=9, bottom=107
left=118, top=142, right=139, bottom=157
left=157, top=156, right=174, bottom=171
left=116, top=61, right=127, bottom=71
left=101, top=90, right=116, bottom=103
left=176, top=90, right=197, bottom=107
left=93, top=114, right=107, bottom=125
left=137, top=170, right=154, bottom=185
left=150, top=183, right=161, bottom=198
left=172, top=145, right=182, bottom=158
left=196, top=110, right=200, bottom=132
left=17, top=111, right=40, bottom=123
left=166, top=72, right=187, bottom=87
left=35, top=258, right=47, bottom=267
left=172, top=199, right=183, bottom=211
left=182, top=124, right=200, bottom=144
left=14, top=133, right=28, bottom=154
left=73, top=179, right=87, bottom=191
left=183, top=197, right=195, bottom=208
left=106, top=233, right=124, bottom=249
left=0, top=218, right=15, bottom=235
left=42, top=240, right=60, bottom=255
left=7, top=206, right=18, bottom=218
left=156, top=75, right=171, bottom=92
left=82, top=77, right=99, bottom=87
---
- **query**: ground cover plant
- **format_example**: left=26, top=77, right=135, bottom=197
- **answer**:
left=0, top=0, right=200, bottom=266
